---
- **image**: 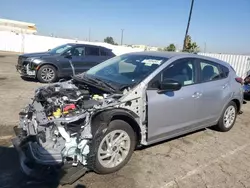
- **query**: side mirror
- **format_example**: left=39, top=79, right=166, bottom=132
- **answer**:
left=157, top=79, right=182, bottom=94
left=64, top=52, right=72, bottom=59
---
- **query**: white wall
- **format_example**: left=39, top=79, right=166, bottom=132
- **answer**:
left=0, top=31, right=249, bottom=78
left=0, top=31, right=144, bottom=56
left=199, top=53, right=250, bottom=78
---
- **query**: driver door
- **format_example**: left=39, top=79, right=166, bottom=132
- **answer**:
left=146, top=58, right=200, bottom=144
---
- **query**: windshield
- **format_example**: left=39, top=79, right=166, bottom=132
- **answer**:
left=86, top=54, right=168, bottom=87
left=49, top=44, right=72, bottom=54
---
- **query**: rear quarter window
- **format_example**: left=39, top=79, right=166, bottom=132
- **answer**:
left=100, top=48, right=114, bottom=56
left=230, top=66, right=236, bottom=73
left=220, top=65, right=230, bottom=78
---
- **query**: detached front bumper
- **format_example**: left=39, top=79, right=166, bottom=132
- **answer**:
left=12, top=126, right=62, bottom=178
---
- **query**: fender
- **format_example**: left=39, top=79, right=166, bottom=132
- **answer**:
left=35, top=61, right=60, bottom=72
left=91, top=108, right=140, bottom=138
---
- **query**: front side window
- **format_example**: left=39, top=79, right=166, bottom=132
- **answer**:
left=66, top=46, right=85, bottom=57
left=162, top=58, right=196, bottom=86
left=85, top=46, right=100, bottom=56
left=49, top=44, right=72, bottom=54
left=86, top=54, right=168, bottom=85
left=199, top=60, right=221, bottom=82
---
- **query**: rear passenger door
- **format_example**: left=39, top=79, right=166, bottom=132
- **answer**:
left=70, top=46, right=85, bottom=74
left=80, top=46, right=102, bottom=72
left=195, top=59, right=231, bottom=125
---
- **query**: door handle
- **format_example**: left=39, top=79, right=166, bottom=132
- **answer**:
left=192, top=91, right=202, bottom=98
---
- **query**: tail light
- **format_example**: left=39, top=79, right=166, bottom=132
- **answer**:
left=235, top=77, right=243, bottom=84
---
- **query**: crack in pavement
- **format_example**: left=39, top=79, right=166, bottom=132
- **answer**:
left=218, top=163, right=232, bottom=177
left=162, top=143, right=250, bottom=188
left=238, top=180, right=247, bottom=188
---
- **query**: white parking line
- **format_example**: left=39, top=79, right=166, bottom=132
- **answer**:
left=0, top=135, right=13, bottom=140
left=162, top=144, right=249, bottom=188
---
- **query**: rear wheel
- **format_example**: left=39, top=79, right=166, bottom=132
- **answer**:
left=37, top=65, right=58, bottom=83
left=215, top=101, right=237, bottom=132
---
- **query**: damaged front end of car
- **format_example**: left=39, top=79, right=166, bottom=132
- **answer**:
left=12, top=76, right=147, bottom=182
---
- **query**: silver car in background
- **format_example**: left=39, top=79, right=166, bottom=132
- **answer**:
left=12, top=51, right=244, bottom=182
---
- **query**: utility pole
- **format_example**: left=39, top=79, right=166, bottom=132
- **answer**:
left=88, top=28, right=91, bottom=42
left=182, top=0, right=195, bottom=51
left=121, top=29, right=124, bottom=45
left=204, top=42, right=207, bottom=53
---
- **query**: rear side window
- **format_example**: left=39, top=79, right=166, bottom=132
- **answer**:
left=198, top=60, right=221, bottom=82
left=100, top=48, right=111, bottom=56
left=85, top=46, right=100, bottom=56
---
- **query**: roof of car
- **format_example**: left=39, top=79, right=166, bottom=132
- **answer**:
left=127, top=51, right=190, bottom=58
left=66, top=43, right=108, bottom=49
left=126, top=51, right=230, bottom=67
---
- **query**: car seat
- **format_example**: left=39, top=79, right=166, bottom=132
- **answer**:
left=202, top=65, right=215, bottom=81
left=72, top=49, right=80, bottom=56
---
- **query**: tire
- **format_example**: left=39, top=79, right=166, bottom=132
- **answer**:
left=215, top=101, right=237, bottom=132
left=37, top=65, right=58, bottom=83
left=88, top=120, right=136, bottom=174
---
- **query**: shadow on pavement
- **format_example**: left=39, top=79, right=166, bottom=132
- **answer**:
left=20, top=76, right=38, bottom=83
left=0, top=146, right=57, bottom=188
left=20, top=76, right=72, bottom=84
left=0, top=146, right=87, bottom=188
left=244, top=95, right=250, bottom=101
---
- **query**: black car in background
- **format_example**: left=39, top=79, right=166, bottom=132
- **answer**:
left=16, top=43, right=115, bottom=83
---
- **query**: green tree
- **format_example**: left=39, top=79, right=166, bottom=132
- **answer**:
left=183, top=35, right=199, bottom=53
left=158, top=44, right=176, bottom=52
left=166, top=44, right=176, bottom=51
left=104, top=37, right=117, bottom=45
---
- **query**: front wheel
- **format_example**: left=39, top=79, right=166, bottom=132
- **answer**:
left=215, top=101, right=237, bottom=132
left=88, top=120, right=136, bottom=174
left=37, top=65, right=58, bottom=83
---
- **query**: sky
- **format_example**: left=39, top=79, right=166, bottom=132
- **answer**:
left=0, top=0, right=249, bottom=54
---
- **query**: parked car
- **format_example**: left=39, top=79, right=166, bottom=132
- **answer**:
left=16, top=43, right=115, bottom=83
left=12, top=51, right=244, bottom=183
left=243, top=75, right=250, bottom=99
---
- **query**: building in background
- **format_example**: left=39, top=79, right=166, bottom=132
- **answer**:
left=131, top=44, right=158, bottom=51
left=0, top=18, right=37, bottom=34
left=131, top=44, right=147, bottom=50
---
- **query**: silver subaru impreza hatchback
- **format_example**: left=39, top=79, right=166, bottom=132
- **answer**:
left=12, top=51, right=243, bottom=182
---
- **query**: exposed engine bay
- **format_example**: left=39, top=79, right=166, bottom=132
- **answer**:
left=14, top=79, right=126, bottom=172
